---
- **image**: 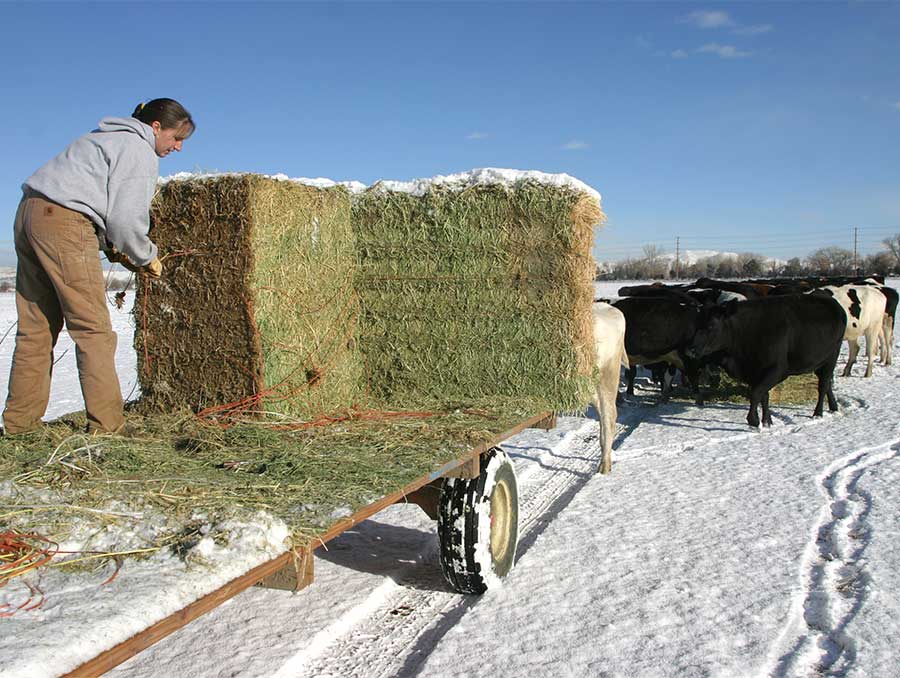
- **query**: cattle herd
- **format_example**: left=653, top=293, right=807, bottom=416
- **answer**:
left=590, top=275, right=898, bottom=474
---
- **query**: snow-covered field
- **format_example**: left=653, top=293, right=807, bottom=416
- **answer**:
left=2, top=281, right=899, bottom=677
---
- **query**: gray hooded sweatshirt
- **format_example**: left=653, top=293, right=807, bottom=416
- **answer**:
left=24, top=117, right=159, bottom=266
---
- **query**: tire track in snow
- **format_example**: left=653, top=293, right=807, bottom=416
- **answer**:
left=767, top=439, right=900, bottom=677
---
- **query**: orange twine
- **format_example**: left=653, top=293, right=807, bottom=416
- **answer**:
left=0, top=530, right=57, bottom=616
left=196, top=288, right=362, bottom=427
left=0, top=531, right=133, bottom=616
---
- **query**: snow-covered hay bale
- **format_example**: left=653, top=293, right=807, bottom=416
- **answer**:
left=136, top=174, right=365, bottom=419
left=353, top=169, right=605, bottom=411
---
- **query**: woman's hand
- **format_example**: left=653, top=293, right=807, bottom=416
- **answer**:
left=106, top=248, right=141, bottom=274
left=144, top=258, right=163, bottom=278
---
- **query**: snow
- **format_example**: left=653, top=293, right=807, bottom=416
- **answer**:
left=1, top=280, right=899, bottom=677
left=158, top=171, right=367, bottom=194
left=470, top=451, right=512, bottom=590
left=158, top=167, right=603, bottom=205
left=371, top=167, right=602, bottom=205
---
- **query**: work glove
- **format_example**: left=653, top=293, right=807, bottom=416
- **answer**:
left=144, top=257, right=163, bottom=279
left=106, top=248, right=141, bottom=274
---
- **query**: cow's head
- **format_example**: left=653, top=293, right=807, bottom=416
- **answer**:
left=689, top=300, right=738, bottom=357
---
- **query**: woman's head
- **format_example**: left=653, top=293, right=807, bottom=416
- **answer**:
left=132, top=98, right=195, bottom=158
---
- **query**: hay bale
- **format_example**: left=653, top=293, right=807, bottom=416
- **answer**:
left=352, top=170, right=605, bottom=411
left=136, top=174, right=366, bottom=419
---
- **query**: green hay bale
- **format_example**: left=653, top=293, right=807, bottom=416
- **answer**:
left=353, top=180, right=604, bottom=411
left=135, top=175, right=366, bottom=420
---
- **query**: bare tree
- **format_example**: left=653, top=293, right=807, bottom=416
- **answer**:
left=863, top=251, right=896, bottom=277
left=807, top=247, right=854, bottom=276
left=641, top=244, right=666, bottom=277
left=711, top=255, right=738, bottom=278
left=882, top=234, right=900, bottom=270
left=783, top=257, right=805, bottom=277
left=737, top=252, right=765, bottom=278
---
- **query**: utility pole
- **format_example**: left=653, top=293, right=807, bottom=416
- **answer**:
left=853, top=227, right=859, bottom=275
left=675, top=236, right=681, bottom=280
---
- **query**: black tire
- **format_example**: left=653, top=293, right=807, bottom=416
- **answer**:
left=437, top=447, right=519, bottom=594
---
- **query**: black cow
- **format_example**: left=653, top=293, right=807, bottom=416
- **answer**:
left=693, top=278, right=763, bottom=300
left=618, top=283, right=699, bottom=306
left=612, top=297, right=704, bottom=403
left=689, top=295, right=847, bottom=427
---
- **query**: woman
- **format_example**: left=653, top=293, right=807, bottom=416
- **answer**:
left=3, top=99, right=195, bottom=435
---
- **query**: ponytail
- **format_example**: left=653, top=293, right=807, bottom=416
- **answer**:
left=132, top=98, right=195, bottom=137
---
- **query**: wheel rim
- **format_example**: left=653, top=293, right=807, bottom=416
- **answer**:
left=490, top=478, right=513, bottom=564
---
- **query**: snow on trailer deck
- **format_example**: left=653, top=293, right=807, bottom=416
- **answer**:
left=2, top=282, right=900, bottom=677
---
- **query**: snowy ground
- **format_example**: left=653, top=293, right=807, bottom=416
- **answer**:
left=1, top=281, right=899, bottom=677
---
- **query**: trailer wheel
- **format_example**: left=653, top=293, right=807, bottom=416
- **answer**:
left=437, top=447, right=519, bottom=594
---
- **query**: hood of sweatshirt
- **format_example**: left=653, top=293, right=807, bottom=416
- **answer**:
left=96, top=117, right=156, bottom=151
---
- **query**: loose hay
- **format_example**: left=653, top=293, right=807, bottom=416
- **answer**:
left=0, top=400, right=549, bottom=550
left=665, top=373, right=821, bottom=406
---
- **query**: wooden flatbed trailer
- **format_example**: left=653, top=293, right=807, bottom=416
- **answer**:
left=63, top=411, right=557, bottom=677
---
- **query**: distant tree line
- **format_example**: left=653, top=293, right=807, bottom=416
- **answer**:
left=598, top=235, right=900, bottom=281
left=0, top=275, right=134, bottom=293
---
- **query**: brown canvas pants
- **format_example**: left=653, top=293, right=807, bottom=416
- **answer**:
left=3, top=193, right=124, bottom=434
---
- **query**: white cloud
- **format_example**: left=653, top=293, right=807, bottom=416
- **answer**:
left=683, top=10, right=734, bottom=29
left=733, top=24, right=773, bottom=36
left=671, top=49, right=689, bottom=59
left=697, top=43, right=752, bottom=59
left=466, top=132, right=489, bottom=140
left=562, top=140, right=589, bottom=151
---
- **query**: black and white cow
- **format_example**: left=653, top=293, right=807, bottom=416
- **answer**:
left=856, top=279, right=897, bottom=366
left=689, top=295, right=847, bottom=428
left=814, top=285, right=886, bottom=377
left=874, top=283, right=898, bottom=365
left=612, top=297, right=704, bottom=403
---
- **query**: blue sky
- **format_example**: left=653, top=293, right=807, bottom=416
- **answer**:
left=1, top=1, right=899, bottom=266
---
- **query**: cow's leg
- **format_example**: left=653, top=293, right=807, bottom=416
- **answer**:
left=748, top=368, right=783, bottom=428
left=826, top=346, right=841, bottom=412
left=746, top=396, right=760, bottom=428
left=879, top=316, right=892, bottom=365
left=813, top=368, right=828, bottom=417
left=659, top=367, right=674, bottom=402
left=842, top=338, right=858, bottom=377
left=815, top=349, right=841, bottom=416
left=761, top=392, right=773, bottom=427
left=595, top=360, right=620, bottom=475
left=592, top=390, right=608, bottom=474
left=683, top=356, right=704, bottom=406
left=864, top=328, right=878, bottom=377
left=886, top=318, right=895, bottom=366
left=626, top=365, right=637, bottom=396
